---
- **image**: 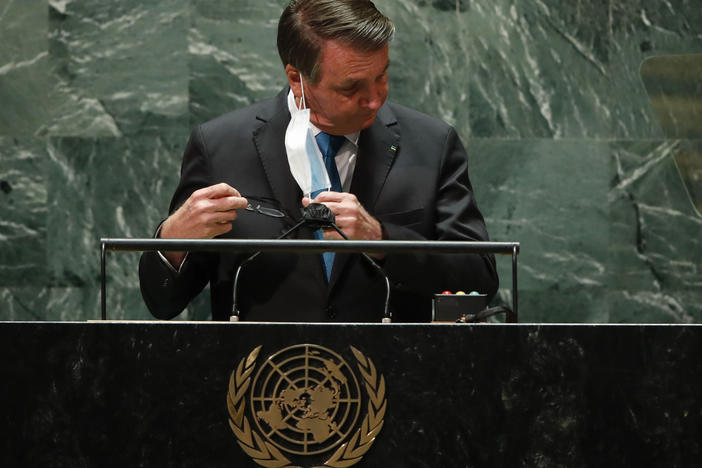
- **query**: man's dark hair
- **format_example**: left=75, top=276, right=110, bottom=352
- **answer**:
left=277, top=0, right=394, bottom=83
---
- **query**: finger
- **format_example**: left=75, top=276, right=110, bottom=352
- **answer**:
left=312, top=191, right=348, bottom=203
left=318, top=200, right=342, bottom=215
left=193, top=217, right=234, bottom=238
left=211, top=195, right=248, bottom=212
left=192, top=196, right=245, bottom=216
left=209, top=209, right=239, bottom=224
left=196, top=183, right=241, bottom=200
left=326, top=204, right=361, bottom=224
left=212, top=183, right=241, bottom=199
left=301, top=197, right=311, bottom=207
left=208, top=221, right=234, bottom=238
left=332, top=214, right=356, bottom=227
left=322, top=229, right=344, bottom=240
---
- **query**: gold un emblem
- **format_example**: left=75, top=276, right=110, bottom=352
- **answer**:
left=227, top=344, right=387, bottom=467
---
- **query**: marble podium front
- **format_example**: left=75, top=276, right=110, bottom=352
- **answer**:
left=0, top=322, right=700, bottom=467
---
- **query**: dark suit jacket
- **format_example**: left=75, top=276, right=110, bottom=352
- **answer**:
left=139, top=88, right=498, bottom=322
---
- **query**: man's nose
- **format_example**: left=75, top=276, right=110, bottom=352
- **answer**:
left=360, top=84, right=385, bottom=110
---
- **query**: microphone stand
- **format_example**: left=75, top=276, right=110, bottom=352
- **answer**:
left=230, top=203, right=392, bottom=323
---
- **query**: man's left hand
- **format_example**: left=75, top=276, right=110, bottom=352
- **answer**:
left=303, top=192, right=383, bottom=241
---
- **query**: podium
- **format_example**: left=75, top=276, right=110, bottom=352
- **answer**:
left=1, top=322, right=700, bottom=467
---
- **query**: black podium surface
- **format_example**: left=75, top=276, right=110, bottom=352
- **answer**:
left=1, top=322, right=700, bottom=467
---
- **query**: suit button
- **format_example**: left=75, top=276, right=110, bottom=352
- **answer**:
left=162, top=278, right=169, bottom=287
left=325, top=305, right=336, bottom=318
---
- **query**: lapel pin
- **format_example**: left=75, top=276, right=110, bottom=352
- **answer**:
left=390, top=145, right=398, bottom=152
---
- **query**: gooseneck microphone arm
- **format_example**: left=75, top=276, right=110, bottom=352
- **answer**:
left=230, top=204, right=392, bottom=323
left=230, top=218, right=307, bottom=321
left=325, top=224, right=392, bottom=323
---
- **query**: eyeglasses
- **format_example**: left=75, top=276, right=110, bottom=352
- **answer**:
left=242, top=195, right=287, bottom=218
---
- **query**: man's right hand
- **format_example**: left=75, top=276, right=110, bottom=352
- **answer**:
left=159, top=183, right=248, bottom=268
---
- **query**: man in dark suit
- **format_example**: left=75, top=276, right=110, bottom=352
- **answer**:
left=139, top=0, right=498, bottom=322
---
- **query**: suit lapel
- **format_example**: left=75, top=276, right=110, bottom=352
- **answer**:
left=349, top=104, right=400, bottom=210
left=328, top=104, right=399, bottom=289
left=252, top=89, right=327, bottom=282
left=252, top=90, right=302, bottom=223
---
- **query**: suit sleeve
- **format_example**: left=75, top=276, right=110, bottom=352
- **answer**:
left=138, top=126, right=216, bottom=319
left=379, top=126, right=499, bottom=303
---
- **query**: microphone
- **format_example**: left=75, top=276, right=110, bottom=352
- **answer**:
left=230, top=203, right=392, bottom=323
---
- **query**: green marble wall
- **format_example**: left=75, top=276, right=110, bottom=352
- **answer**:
left=1, top=0, right=700, bottom=322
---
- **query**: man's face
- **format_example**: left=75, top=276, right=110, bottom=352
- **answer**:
left=288, top=40, right=390, bottom=135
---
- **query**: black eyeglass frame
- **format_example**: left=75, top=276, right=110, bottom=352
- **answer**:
left=241, top=195, right=288, bottom=219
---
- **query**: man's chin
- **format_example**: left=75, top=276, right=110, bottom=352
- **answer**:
left=359, top=114, right=378, bottom=130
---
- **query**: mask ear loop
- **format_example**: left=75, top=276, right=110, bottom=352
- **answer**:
left=299, top=75, right=307, bottom=110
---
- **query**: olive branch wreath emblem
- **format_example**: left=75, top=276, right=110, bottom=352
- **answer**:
left=227, top=345, right=386, bottom=468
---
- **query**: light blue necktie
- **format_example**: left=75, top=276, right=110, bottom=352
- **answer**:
left=313, top=132, right=346, bottom=281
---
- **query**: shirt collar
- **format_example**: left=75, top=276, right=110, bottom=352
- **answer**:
left=287, top=89, right=359, bottom=146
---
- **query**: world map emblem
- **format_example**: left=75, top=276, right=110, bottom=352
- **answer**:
left=227, top=344, right=387, bottom=467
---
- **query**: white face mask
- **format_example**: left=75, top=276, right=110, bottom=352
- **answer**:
left=284, top=77, right=330, bottom=198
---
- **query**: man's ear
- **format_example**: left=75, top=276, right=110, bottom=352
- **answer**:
left=285, top=64, right=302, bottom=98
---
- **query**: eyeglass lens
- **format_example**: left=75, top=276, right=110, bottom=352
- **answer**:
left=245, top=201, right=285, bottom=218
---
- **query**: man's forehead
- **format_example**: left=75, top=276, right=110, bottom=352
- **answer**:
left=316, top=41, right=389, bottom=80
